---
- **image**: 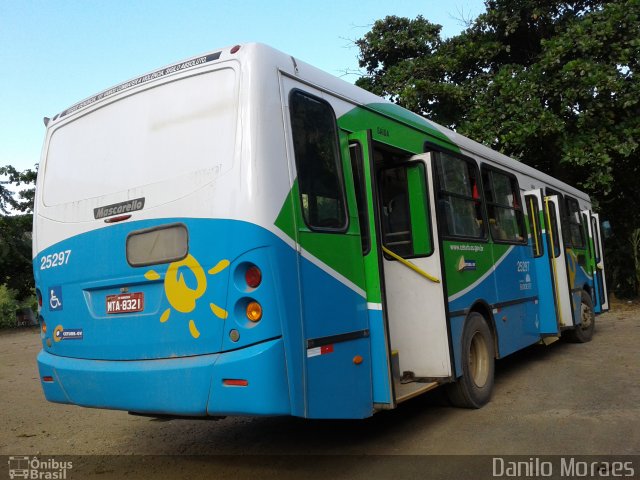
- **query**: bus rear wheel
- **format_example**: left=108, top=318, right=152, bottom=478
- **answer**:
left=564, top=291, right=595, bottom=343
left=446, top=312, right=495, bottom=409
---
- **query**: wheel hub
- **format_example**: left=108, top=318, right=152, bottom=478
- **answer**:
left=469, top=332, right=489, bottom=388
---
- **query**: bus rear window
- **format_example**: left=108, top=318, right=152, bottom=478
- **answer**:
left=126, top=223, right=188, bottom=267
left=43, top=68, right=237, bottom=206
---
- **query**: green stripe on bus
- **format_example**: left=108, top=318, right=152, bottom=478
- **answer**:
left=274, top=180, right=367, bottom=291
left=338, top=103, right=460, bottom=154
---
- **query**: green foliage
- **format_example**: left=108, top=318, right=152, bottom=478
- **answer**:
left=0, top=165, right=38, bottom=213
left=0, top=284, right=19, bottom=328
left=0, top=164, right=38, bottom=303
left=0, top=214, right=34, bottom=299
left=0, top=177, right=14, bottom=215
left=0, top=284, right=37, bottom=328
left=356, top=0, right=640, bottom=297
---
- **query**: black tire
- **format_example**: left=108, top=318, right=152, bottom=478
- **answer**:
left=564, top=290, right=595, bottom=343
left=446, top=312, right=495, bottom=409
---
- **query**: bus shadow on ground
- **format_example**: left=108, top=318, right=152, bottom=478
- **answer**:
left=120, top=338, right=584, bottom=456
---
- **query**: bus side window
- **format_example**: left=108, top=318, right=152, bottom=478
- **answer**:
left=379, top=162, right=432, bottom=258
left=565, top=196, right=586, bottom=248
left=481, top=166, right=526, bottom=244
left=525, top=195, right=543, bottom=258
left=348, top=142, right=371, bottom=254
left=546, top=187, right=567, bottom=246
left=289, top=90, right=348, bottom=232
left=546, top=199, right=562, bottom=258
left=591, top=216, right=602, bottom=263
left=434, top=153, right=485, bottom=240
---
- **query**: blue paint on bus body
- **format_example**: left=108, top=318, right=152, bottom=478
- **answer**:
left=35, top=218, right=377, bottom=418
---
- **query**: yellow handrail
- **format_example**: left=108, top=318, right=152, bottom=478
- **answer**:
left=529, top=197, right=541, bottom=257
left=381, top=246, right=441, bottom=283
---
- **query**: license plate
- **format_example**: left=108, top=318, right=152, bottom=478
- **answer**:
left=106, top=292, right=144, bottom=314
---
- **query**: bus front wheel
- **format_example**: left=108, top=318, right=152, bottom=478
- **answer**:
left=447, top=312, right=495, bottom=409
left=564, top=291, right=595, bottom=343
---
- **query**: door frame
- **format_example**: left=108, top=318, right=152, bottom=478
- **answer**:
left=347, top=129, right=395, bottom=408
left=586, top=211, right=609, bottom=312
left=544, top=195, right=575, bottom=328
left=525, top=188, right=560, bottom=334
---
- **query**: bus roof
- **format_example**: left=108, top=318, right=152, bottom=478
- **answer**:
left=47, top=42, right=590, bottom=203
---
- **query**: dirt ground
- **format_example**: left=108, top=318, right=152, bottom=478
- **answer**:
left=1, top=299, right=638, bottom=479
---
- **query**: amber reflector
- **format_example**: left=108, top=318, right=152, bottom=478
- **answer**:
left=246, top=301, right=263, bottom=322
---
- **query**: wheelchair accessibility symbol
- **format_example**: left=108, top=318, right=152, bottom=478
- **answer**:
left=49, top=286, right=63, bottom=311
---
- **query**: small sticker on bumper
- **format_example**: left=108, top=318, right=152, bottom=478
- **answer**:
left=53, top=326, right=83, bottom=342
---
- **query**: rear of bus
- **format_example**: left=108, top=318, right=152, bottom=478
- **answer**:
left=34, top=46, right=296, bottom=417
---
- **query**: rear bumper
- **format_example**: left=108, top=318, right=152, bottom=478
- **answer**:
left=37, top=337, right=290, bottom=416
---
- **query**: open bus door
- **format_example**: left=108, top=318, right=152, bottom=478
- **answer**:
left=348, top=131, right=450, bottom=405
left=543, top=195, right=575, bottom=329
left=583, top=211, right=609, bottom=313
left=377, top=152, right=450, bottom=402
left=524, top=189, right=559, bottom=335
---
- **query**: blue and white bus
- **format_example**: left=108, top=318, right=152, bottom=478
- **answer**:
left=34, top=43, right=609, bottom=419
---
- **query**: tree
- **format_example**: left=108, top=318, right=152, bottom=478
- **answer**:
left=0, top=165, right=38, bottom=302
left=0, top=213, right=34, bottom=300
left=0, top=165, right=37, bottom=214
left=0, top=176, right=15, bottom=215
left=356, top=0, right=640, bottom=297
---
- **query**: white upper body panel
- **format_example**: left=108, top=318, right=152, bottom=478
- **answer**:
left=34, top=43, right=592, bottom=256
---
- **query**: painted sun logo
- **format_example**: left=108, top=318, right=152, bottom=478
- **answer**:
left=144, top=254, right=230, bottom=338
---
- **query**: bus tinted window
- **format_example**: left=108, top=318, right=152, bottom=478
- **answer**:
left=591, top=216, right=602, bottom=262
left=379, top=162, right=432, bottom=258
left=482, top=167, right=526, bottom=244
left=348, top=142, right=370, bottom=254
left=435, top=153, right=485, bottom=239
left=546, top=199, right=562, bottom=258
left=525, top=195, right=543, bottom=258
left=565, top=196, right=585, bottom=248
left=546, top=187, right=569, bottom=245
left=289, top=91, right=347, bottom=231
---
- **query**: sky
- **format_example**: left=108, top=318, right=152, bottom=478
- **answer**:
left=0, top=0, right=486, bottom=173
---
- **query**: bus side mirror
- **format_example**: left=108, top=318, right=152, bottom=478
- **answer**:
left=601, top=220, right=613, bottom=239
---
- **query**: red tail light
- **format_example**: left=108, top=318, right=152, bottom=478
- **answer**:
left=245, top=266, right=262, bottom=288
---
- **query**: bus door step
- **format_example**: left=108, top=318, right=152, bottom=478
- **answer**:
left=394, top=380, right=440, bottom=404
